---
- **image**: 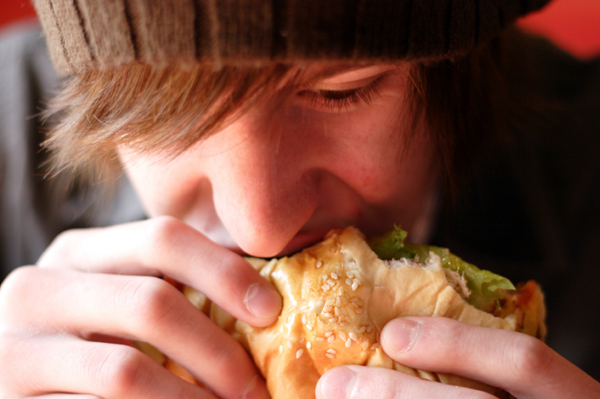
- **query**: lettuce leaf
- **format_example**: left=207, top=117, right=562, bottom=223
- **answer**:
left=368, top=226, right=515, bottom=311
left=367, top=227, right=416, bottom=261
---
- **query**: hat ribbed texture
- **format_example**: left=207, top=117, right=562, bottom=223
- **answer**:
left=33, top=0, right=551, bottom=75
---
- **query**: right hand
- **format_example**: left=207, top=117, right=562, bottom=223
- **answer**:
left=0, top=216, right=281, bottom=399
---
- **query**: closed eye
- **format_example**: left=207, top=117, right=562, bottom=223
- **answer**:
left=296, top=75, right=385, bottom=112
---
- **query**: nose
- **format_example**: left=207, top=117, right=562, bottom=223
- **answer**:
left=201, top=112, right=322, bottom=257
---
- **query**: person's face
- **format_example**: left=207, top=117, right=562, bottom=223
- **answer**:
left=118, top=64, right=438, bottom=257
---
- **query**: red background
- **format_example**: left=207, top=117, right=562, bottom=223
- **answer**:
left=2, top=0, right=600, bottom=59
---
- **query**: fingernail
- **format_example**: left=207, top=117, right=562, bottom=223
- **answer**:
left=244, top=283, right=282, bottom=319
left=383, top=318, right=421, bottom=353
left=318, top=367, right=356, bottom=399
left=240, top=375, right=269, bottom=399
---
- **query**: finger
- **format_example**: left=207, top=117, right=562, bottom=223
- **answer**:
left=316, top=365, right=496, bottom=399
left=0, top=334, right=216, bottom=399
left=380, top=317, right=600, bottom=399
left=27, top=395, right=102, bottom=399
left=1, top=267, right=268, bottom=399
left=37, top=216, right=282, bottom=325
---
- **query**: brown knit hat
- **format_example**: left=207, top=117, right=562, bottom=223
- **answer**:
left=33, top=0, right=551, bottom=75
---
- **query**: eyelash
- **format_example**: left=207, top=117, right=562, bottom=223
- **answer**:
left=297, top=75, right=385, bottom=111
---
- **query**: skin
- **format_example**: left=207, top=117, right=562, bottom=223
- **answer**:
left=0, top=63, right=598, bottom=399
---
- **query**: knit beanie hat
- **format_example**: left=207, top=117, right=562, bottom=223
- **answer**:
left=33, top=0, right=551, bottom=75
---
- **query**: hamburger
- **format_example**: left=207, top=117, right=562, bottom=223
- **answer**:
left=138, top=226, right=546, bottom=399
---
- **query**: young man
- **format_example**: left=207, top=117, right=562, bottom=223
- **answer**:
left=0, top=0, right=599, bottom=398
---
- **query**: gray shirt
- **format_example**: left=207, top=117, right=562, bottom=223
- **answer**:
left=0, top=22, right=145, bottom=279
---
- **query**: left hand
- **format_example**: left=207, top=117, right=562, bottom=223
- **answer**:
left=316, top=317, right=600, bottom=399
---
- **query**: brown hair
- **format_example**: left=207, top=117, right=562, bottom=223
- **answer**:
left=411, top=37, right=514, bottom=193
left=43, top=34, right=513, bottom=191
left=44, top=63, right=299, bottom=181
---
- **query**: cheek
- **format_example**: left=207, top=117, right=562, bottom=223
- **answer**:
left=339, top=136, right=433, bottom=204
left=118, top=148, right=206, bottom=218
left=291, top=98, right=433, bottom=203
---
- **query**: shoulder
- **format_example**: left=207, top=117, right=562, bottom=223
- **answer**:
left=0, top=23, right=62, bottom=277
left=0, top=21, right=60, bottom=103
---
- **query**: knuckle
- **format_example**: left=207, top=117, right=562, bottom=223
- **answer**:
left=0, top=266, right=37, bottom=295
left=0, top=266, right=37, bottom=319
left=419, top=317, right=463, bottom=354
left=140, top=216, right=191, bottom=267
left=1, top=266, right=35, bottom=293
left=145, top=216, right=188, bottom=250
left=37, top=229, right=81, bottom=267
left=509, top=335, right=553, bottom=379
left=379, top=375, right=401, bottom=399
left=209, top=338, right=246, bottom=374
left=94, top=346, right=147, bottom=396
left=126, top=277, right=179, bottom=328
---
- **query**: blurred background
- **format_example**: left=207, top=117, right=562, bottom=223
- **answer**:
left=2, top=0, right=600, bottom=60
